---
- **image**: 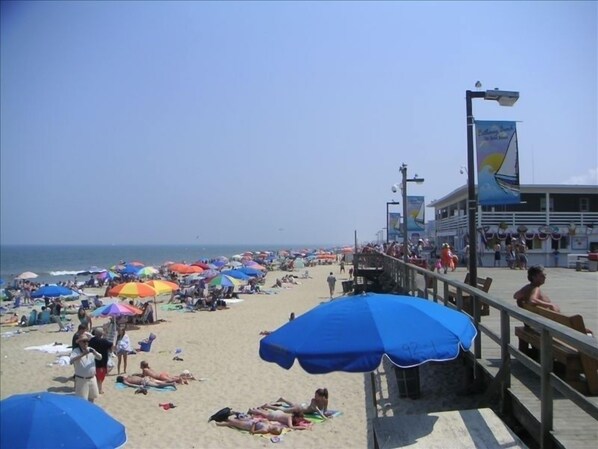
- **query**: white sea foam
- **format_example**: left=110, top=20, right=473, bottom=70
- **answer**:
left=48, top=270, right=81, bottom=276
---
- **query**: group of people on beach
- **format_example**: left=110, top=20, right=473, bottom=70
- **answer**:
left=69, top=318, right=196, bottom=402
left=216, top=388, right=332, bottom=435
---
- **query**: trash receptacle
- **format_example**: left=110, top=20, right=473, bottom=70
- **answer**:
left=395, top=366, right=420, bottom=399
left=589, top=253, right=598, bottom=272
left=341, top=280, right=354, bottom=294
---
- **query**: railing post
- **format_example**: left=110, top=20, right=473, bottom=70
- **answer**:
left=500, top=310, right=511, bottom=389
left=540, top=328, right=554, bottom=449
left=473, top=295, right=482, bottom=360
left=500, top=309, right=511, bottom=414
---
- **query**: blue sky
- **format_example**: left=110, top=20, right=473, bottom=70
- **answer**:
left=1, top=1, right=596, bottom=245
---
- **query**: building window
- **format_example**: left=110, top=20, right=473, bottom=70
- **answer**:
left=580, top=197, right=589, bottom=212
left=540, top=197, right=554, bottom=212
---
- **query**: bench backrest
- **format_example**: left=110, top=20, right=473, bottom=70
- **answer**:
left=519, top=303, right=597, bottom=395
left=463, top=273, right=493, bottom=292
left=519, top=303, right=586, bottom=334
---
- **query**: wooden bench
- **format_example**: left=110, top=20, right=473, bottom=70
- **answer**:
left=447, top=273, right=492, bottom=316
left=515, top=303, right=598, bottom=396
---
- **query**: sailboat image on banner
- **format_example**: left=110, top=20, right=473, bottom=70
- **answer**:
left=495, top=131, right=519, bottom=195
left=414, top=202, right=425, bottom=228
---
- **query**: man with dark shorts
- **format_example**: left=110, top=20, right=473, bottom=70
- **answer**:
left=89, top=327, right=114, bottom=394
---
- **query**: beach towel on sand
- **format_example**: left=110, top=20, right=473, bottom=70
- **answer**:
left=304, top=410, right=342, bottom=423
left=25, top=343, right=71, bottom=354
left=115, top=383, right=176, bottom=392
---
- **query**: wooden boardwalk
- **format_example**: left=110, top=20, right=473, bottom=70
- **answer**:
left=470, top=270, right=598, bottom=449
left=355, top=253, right=598, bottom=449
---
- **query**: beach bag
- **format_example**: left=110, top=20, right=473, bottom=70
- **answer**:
left=208, top=407, right=233, bottom=423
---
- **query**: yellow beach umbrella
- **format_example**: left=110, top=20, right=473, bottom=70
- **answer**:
left=144, top=280, right=180, bottom=295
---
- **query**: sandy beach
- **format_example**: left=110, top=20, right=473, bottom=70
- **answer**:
left=1, top=264, right=370, bottom=449
left=4, top=261, right=594, bottom=448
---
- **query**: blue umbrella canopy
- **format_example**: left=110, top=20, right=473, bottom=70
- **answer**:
left=31, top=285, right=78, bottom=298
left=118, top=264, right=141, bottom=275
left=220, top=269, right=252, bottom=281
left=237, top=267, right=263, bottom=277
left=259, top=293, right=477, bottom=374
left=0, top=392, right=127, bottom=449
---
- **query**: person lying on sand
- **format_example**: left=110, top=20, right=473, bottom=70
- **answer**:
left=140, top=360, right=192, bottom=384
left=216, top=415, right=284, bottom=435
left=0, top=313, right=19, bottom=325
left=264, top=388, right=330, bottom=419
left=249, top=407, right=312, bottom=430
left=116, top=375, right=177, bottom=389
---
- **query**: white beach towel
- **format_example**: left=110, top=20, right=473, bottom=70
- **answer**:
left=25, top=343, right=71, bottom=354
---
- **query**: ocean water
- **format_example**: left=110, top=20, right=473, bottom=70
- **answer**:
left=0, top=244, right=338, bottom=284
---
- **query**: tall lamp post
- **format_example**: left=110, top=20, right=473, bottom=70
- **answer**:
left=466, top=88, right=519, bottom=291
left=398, top=163, right=424, bottom=288
left=386, top=201, right=400, bottom=243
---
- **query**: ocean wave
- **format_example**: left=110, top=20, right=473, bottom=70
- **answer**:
left=49, top=270, right=81, bottom=276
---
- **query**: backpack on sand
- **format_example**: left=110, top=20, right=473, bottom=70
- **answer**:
left=208, top=407, right=233, bottom=423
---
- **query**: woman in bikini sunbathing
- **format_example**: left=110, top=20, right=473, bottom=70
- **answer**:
left=264, top=388, right=330, bottom=419
left=216, top=415, right=284, bottom=435
left=140, top=360, right=190, bottom=384
left=249, top=407, right=312, bottom=430
left=116, top=375, right=177, bottom=389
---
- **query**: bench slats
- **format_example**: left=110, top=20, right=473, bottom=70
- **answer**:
left=516, top=304, right=598, bottom=396
left=447, top=273, right=492, bottom=317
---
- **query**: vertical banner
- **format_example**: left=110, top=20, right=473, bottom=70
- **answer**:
left=475, top=120, right=521, bottom=205
left=387, top=212, right=401, bottom=241
left=407, top=196, right=425, bottom=231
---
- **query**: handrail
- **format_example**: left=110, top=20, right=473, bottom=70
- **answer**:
left=353, top=251, right=598, bottom=446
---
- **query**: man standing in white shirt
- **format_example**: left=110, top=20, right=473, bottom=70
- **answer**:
left=326, top=272, right=336, bottom=299
left=70, top=334, right=102, bottom=402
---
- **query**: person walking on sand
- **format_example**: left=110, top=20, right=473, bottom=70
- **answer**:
left=89, top=327, right=114, bottom=394
left=69, top=334, right=102, bottom=403
left=327, top=272, right=336, bottom=298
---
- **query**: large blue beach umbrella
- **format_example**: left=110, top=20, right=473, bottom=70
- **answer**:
left=0, top=392, right=127, bottom=449
left=259, top=293, right=477, bottom=374
left=118, top=264, right=141, bottom=275
left=237, top=266, right=263, bottom=277
left=220, top=269, right=252, bottom=281
left=31, top=285, right=78, bottom=298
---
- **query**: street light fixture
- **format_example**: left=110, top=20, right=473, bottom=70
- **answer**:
left=398, top=163, right=424, bottom=289
left=466, top=88, right=519, bottom=292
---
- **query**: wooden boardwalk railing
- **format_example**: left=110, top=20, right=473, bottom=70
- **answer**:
left=354, top=252, right=598, bottom=449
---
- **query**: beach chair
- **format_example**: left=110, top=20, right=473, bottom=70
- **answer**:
left=12, top=296, right=21, bottom=309
left=138, top=333, right=156, bottom=352
left=80, top=299, right=90, bottom=310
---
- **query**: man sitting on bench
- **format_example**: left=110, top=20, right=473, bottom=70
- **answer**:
left=513, top=265, right=561, bottom=312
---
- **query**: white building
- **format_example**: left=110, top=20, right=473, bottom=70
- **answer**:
left=429, top=184, right=598, bottom=267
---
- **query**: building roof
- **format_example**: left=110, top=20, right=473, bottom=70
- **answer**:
left=428, top=184, right=598, bottom=208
